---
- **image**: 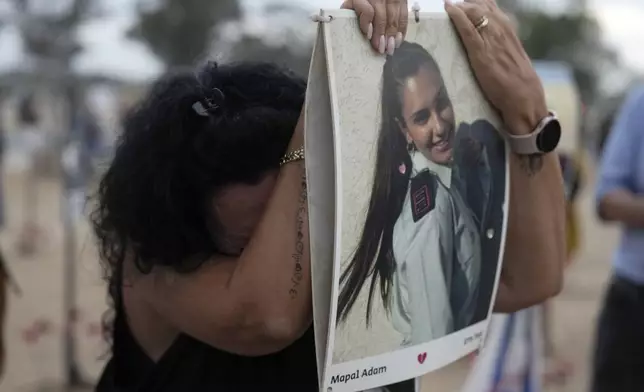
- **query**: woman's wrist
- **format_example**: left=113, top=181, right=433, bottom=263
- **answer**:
left=503, top=100, right=549, bottom=136
left=287, top=133, right=304, bottom=153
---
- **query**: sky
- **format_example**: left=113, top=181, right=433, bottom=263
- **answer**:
left=0, top=0, right=643, bottom=82
left=591, top=0, right=644, bottom=73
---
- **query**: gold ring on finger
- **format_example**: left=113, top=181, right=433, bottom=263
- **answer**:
left=474, top=16, right=489, bottom=32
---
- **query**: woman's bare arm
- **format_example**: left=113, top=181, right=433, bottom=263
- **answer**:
left=136, top=112, right=312, bottom=357
left=598, top=190, right=644, bottom=227
left=595, top=89, right=644, bottom=227
left=494, top=152, right=566, bottom=313
left=123, top=0, right=412, bottom=360
left=440, top=2, right=566, bottom=313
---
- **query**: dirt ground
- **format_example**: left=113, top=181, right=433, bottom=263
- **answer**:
left=0, top=163, right=617, bottom=392
left=0, top=171, right=106, bottom=392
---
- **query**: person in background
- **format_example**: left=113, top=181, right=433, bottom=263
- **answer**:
left=560, top=153, right=584, bottom=265
left=0, top=262, right=5, bottom=381
left=92, top=0, right=566, bottom=390
left=593, top=85, right=644, bottom=392
left=0, top=88, right=7, bottom=379
left=540, top=151, right=584, bottom=386
left=62, top=90, right=106, bottom=218
left=15, top=94, right=47, bottom=257
left=0, top=88, right=21, bottom=380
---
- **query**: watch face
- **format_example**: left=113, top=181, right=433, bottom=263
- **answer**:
left=536, top=118, right=562, bottom=153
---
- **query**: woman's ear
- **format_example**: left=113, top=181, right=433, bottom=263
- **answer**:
left=405, top=133, right=413, bottom=145
left=394, top=117, right=413, bottom=145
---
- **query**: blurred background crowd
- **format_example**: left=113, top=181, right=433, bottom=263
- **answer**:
left=0, top=0, right=641, bottom=391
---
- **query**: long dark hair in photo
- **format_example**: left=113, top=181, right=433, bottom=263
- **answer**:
left=337, top=42, right=442, bottom=325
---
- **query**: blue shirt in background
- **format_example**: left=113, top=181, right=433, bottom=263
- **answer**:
left=596, top=86, right=644, bottom=285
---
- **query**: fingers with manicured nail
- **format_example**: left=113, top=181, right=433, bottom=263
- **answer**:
left=385, top=0, right=402, bottom=54
left=343, top=0, right=409, bottom=55
left=371, top=0, right=388, bottom=53
left=397, top=0, right=409, bottom=48
left=343, top=0, right=377, bottom=42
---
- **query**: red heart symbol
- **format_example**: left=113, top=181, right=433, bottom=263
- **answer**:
left=417, top=352, right=427, bottom=364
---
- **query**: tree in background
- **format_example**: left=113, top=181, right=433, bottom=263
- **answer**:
left=225, top=3, right=314, bottom=78
left=226, top=33, right=312, bottom=78
left=516, top=11, right=620, bottom=103
left=11, top=0, right=100, bottom=177
left=128, top=0, right=313, bottom=76
left=496, top=0, right=623, bottom=104
left=128, top=0, right=241, bottom=68
left=497, top=0, right=521, bottom=15
left=15, top=0, right=91, bottom=64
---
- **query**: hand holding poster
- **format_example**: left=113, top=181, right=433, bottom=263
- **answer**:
left=305, top=8, right=509, bottom=392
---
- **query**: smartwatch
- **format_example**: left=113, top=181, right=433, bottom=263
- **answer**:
left=505, top=111, right=562, bottom=155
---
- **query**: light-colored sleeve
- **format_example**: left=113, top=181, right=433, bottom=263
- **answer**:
left=404, top=204, right=454, bottom=343
left=596, top=87, right=644, bottom=203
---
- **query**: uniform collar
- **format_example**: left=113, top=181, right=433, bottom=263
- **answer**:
left=410, top=150, right=452, bottom=188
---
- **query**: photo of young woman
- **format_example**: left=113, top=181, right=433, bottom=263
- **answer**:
left=336, top=42, right=506, bottom=348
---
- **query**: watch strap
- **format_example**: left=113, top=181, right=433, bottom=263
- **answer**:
left=506, top=111, right=558, bottom=155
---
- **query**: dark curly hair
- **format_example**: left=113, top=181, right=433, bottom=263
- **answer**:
left=90, top=61, right=306, bottom=357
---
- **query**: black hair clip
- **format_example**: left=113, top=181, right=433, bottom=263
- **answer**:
left=192, top=101, right=210, bottom=117
left=192, top=87, right=225, bottom=117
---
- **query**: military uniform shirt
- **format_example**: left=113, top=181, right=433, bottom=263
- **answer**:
left=390, top=151, right=481, bottom=345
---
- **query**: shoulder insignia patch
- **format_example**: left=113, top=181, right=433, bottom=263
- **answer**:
left=410, top=170, right=438, bottom=223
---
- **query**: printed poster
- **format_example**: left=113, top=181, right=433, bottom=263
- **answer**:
left=305, top=9, right=510, bottom=392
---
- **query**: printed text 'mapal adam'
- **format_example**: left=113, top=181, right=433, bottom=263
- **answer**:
left=330, top=366, right=387, bottom=385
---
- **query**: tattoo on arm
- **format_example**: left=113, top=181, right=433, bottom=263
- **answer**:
left=519, top=154, right=544, bottom=177
left=289, top=171, right=308, bottom=299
